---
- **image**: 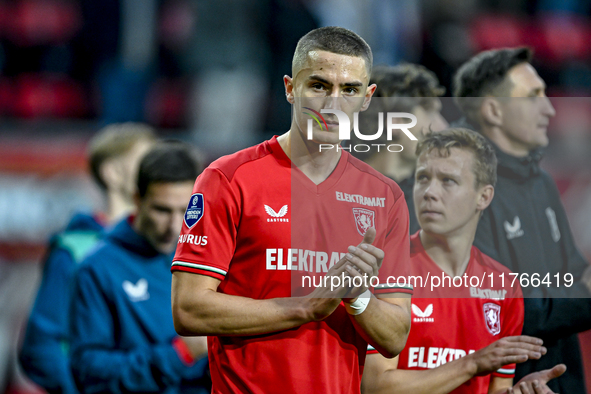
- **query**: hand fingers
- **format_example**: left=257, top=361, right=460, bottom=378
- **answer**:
left=541, top=364, right=567, bottom=382
left=531, top=380, right=554, bottom=394
left=500, top=346, right=544, bottom=362
left=351, top=242, right=385, bottom=267
left=498, top=337, right=546, bottom=357
left=358, top=242, right=385, bottom=260
left=490, top=348, right=543, bottom=366
left=498, top=353, right=529, bottom=365
left=361, top=227, right=376, bottom=245
left=358, top=228, right=385, bottom=270
left=519, top=381, right=534, bottom=394
left=347, top=245, right=379, bottom=276
left=507, top=344, right=547, bottom=358
left=329, top=249, right=360, bottom=274
left=504, top=336, right=544, bottom=346
left=495, top=339, right=546, bottom=358
left=343, top=265, right=370, bottom=298
left=345, top=249, right=375, bottom=277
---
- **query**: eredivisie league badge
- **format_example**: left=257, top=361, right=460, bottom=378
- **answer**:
left=184, top=193, right=204, bottom=228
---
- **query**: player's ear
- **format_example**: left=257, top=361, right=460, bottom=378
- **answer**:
left=480, top=97, right=503, bottom=128
left=99, top=159, right=121, bottom=190
left=284, top=75, right=295, bottom=104
left=360, top=83, right=377, bottom=111
left=476, top=184, right=494, bottom=211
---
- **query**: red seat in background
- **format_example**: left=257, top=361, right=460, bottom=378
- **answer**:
left=469, top=13, right=526, bottom=51
left=12, top=73, right=89, bottom=118
left=532, top=13, right=590, bottom=64
left=145, top=78, right=189, bottom=129
left=2, top=0, right=82, bottom=46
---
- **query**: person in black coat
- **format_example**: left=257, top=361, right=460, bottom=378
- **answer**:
left=453, top=47, right=591, bottom=394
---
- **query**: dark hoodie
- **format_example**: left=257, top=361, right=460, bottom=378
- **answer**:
left=466, top=126, right=591, bottom=393
left=69, top=217, right=209, bottom=394
left=20, top=212, right=104, bottom=394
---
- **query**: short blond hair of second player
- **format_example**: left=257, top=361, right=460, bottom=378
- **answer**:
left=415, top=127, right=497, bottom=187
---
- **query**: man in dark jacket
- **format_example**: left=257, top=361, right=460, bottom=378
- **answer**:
left=19, top=123, right=155, bottom=394
left=453, top=47, right=591, bottom=393
left=69, top=142, right=209, bottom=394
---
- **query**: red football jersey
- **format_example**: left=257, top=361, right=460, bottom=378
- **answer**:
left=172, top=137, right=412, bottom=394
left=368, top=232, right=524, bottom=394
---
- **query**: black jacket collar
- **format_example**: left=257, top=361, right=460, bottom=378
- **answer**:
left=494, top=145, right=543, bottom=181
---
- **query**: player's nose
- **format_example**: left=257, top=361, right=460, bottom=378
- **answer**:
left=422, top=180, right=441, bottom=200
left=541, top=96, right=556, bottom=118
left=325, top=96, right=343, bottom=112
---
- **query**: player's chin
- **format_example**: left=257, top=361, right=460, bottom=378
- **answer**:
left=417, top=222, right=442, bottom=234
left=536, top=135, right=549, bottom=148
left=156, top=239, right=177, bottom=254
left=309, top=130, right=341, bottom=145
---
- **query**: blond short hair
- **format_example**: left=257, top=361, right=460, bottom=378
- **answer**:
left=88, top=123, right=157, bottom=190
left=416, top=127, right=497, bottom=187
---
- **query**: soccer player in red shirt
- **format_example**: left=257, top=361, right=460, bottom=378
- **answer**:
left=361, top=128, right=565, bottom=394
left=170, top=27, right=413, bottom=394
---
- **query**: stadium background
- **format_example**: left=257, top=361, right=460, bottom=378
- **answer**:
left=0, top=0, right=590, bottom=392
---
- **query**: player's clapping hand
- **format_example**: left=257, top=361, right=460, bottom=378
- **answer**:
left=466, top=336, right=546, bottom=377
left=505, top=364, right=566, bottom=394
left=306, top=227, right=383, bottom=319
left=306, top=244, right=366, bottom=319
left=343, top=227, right=383, bottom=299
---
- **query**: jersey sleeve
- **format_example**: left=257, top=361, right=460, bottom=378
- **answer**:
left=172, top=168, right=240, bottom=281
left=374, top=191, right=413, bottom=296
left=493, top=281, right=524, bottom=378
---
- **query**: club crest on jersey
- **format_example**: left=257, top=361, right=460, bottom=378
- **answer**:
left=483, top=303, right=501, bottom=335
left=353, top=208, right=375, bottom=235
left=184, top=193, right=204, bottom=228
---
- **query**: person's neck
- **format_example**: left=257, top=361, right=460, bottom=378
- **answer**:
left=277, top=129, right=342, bottom=185
left=106, top=191, right=135, bottom=224
left=365, top=152, right=415, bottom=182
left=481, top=125, right=529, bottom=158
left=419, top=228, right=475, bottom=277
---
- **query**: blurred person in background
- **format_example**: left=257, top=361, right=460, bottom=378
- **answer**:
left=69, top=142, right=209, bottom=394
left=454, top=46, right=591, bottom=393
left=352, top=63, right=448, bottom=234
left=19, top=123, right=156, bottom=394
